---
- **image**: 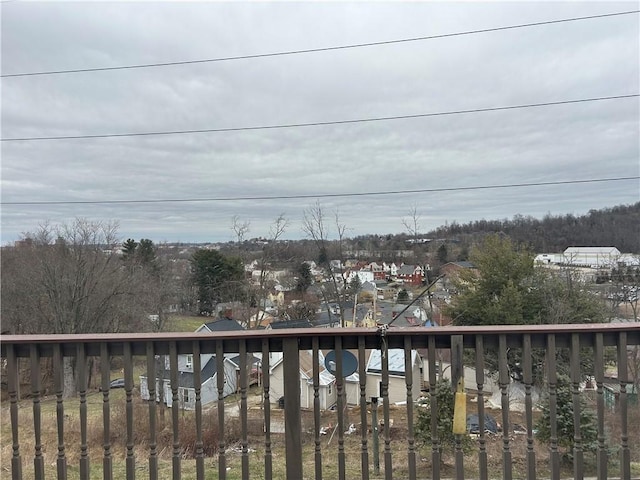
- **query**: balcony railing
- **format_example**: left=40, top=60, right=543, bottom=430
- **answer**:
left=2, top=323, right=639, bottom=480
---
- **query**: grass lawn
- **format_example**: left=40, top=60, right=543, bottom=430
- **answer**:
left=167, top=314, right=207, bottom=332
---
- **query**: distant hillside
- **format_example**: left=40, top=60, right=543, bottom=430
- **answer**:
left=426, top=202, right=640, bottom=253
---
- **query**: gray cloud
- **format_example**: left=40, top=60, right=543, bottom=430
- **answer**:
left=2, top=2, right=638, bottom=243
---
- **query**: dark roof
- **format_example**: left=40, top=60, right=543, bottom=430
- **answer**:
left=160, top=356, right=218, bottom=388
left=445, top=261, right=475, bottom=269
left=271, top=319, right=313, bottom=329
left=397, top=264, right=421, bottom=275
left=203, top=318, right=245, bottom=332
left=375, top=303, right=434, bottom=327
left=313, top=311, right=340, bottom=327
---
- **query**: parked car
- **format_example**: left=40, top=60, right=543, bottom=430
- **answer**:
left=466, top=414, right=500, bottom=434
left=109, top=378, right=125, bottom=389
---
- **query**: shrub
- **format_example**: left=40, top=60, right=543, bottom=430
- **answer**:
left=415, top=378, right=471, bottom=452
left=535, top=375, right=598, bottom=460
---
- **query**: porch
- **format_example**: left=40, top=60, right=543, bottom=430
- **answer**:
left=2, top=323, right=639, bottom=479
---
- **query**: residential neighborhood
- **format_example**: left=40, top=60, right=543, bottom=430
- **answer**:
left=132, top=240, right=637, bottom=413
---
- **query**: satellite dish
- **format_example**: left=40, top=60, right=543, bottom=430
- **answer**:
left=324, top=350, right=358, bottom=377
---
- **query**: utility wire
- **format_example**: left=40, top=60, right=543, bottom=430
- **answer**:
left=2, top=10, right=637, bottom=78
left=3, top=177, right=637, bottom=206
left=2, top=94, right=637, bottom=142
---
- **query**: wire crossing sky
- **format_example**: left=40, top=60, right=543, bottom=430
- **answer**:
left=2, top=177, right=637, bottom=206
left=2, top=2, right=638, bottom=243
left=2, top=9, right=637, bottom=78
left=2, top=94, right=637, bottom=142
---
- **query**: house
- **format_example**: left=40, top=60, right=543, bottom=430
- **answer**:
left=270, top=319, right=313, bottom=329
left=439, top=261, right=476, bottom=290
left=139, top=316, right=247, bottom=409
left=345, top=269, right=375, bottom=285
left=383, top=262, right=398, bottom=278
left=313, top=309, right=341, bottom=328
left=440, top=261, right=475, bottom=277
left=367, top=262, right=386, bottom=280
left=387, top=304, right=431, bottom=327
left=268, top=350, right=337, bottom=410
left=139, top=353, right=240, bottom=410
left=248, top=309, right=277, bottom=328
left=360, top=281, right=378, bottom=297
left=198, top=317, right=245, bottom=333
left=396, top=264, right=425, bottom=286
left=365, top=349, right=422, bottom=404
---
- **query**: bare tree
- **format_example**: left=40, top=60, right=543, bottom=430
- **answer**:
left=250, top=214, right=289, bottom=328
left=402, top=205, right=422, bottom=244
left=302, top=202, right=348, bottom=326
left=231, top=215, right=251, bottom=245
left=1, top=219, right=145, bottom=397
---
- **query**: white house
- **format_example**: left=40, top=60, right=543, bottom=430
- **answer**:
left=365, top=349, right=422, bottom=404
left=269, top=350, right=337, bottom=410
left=345, top=269, right=375, bottom=284
left=384, top=262, right=399, bottom=277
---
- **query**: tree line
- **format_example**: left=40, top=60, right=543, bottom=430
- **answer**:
left=425, top=202, right=640, bottom=253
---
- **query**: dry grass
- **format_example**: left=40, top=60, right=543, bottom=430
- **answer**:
left=2, top=390, right=639, bottom=479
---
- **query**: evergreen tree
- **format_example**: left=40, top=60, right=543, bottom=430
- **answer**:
left=296, top=262, right=313, bottom=293
left=190, top=249, right=244, bottom=315
left=415, top=378, right=471, bottom=451
left=535, top=375, right=598, bottom=460
left=437, top=243, right=448, bottom=264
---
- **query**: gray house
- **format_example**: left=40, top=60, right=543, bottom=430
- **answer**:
left=140, top=354, right=239, bottom=410
left=139, top=317, right=249, bottom=409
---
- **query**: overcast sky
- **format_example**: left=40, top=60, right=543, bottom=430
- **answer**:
left=2, top=1, right=638, bottom=244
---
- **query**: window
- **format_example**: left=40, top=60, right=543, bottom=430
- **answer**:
left=182, top=389, right=190, bottom=404
left=185, top=355, right=193, bottom=369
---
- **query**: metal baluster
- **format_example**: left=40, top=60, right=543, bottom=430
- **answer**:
left=54, top=344, right=67, bottom=480
left=312, top=337, right=322, bottom=480
left=145, top=342, right=158, bottom=480
left=193, top=341, right=204, bottom=480
left=474, top=335, right=488, bottom=480
left=570, top=333, right=583, bottom=479
left=124, top=342, right=135, bottom=479
left=594, top=333, right=607, bottom=480
left=618, top=331, right=630, bottom=480
left=522, top=334, right=536, bottom=480
left=170, top=341, right=181, bottom=479
left=239, top=340, right=249, bottom=480
left=428, top=335, right=440, bottom=479
left=358, top=336, right=369, bottom=480
left=261, top=339, right=272, bottom=480
left=30, top=344, right=44, bottom=479
left=404, top=336, right=416, bottom=480
left=216, top=341, right=226, bottom=479
left=7, top=344, right=22, bottom=480
left=381, top=336, right=392, bottom=480
left=498, top=334, right=511, bottom=480
left=78, top=343, right=90, bottom=480
left=547, top=334, right=560, bottom=480
left=336, top=336, right=346, bottom=480
left=101, top=343, right=112, bottom=480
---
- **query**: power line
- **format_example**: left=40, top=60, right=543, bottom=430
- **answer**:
left=3, top=177, right=637, bottom=206
left=2, top=94, right=637, bottom=143
left=2, top=10, right=637, bottom=78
